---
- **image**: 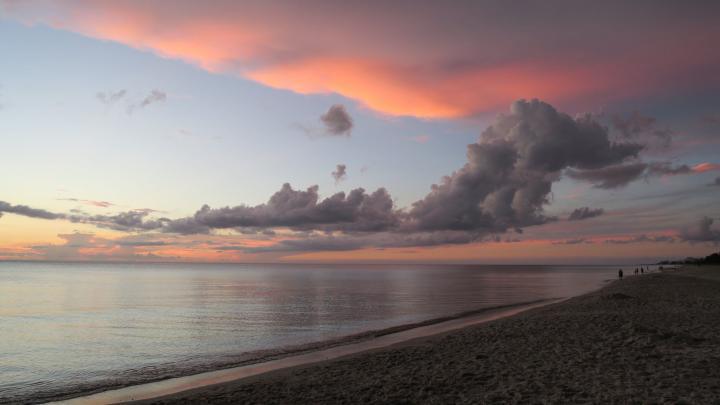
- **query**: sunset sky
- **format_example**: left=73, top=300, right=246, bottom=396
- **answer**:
left=1, top=0, right=719, bottom=264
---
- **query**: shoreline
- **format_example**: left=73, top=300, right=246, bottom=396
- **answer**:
left=130, top=266, right=720, bottom=404
left=1, top=264, right=615, bottom=405
left=46, top=298, right=566, bottom=404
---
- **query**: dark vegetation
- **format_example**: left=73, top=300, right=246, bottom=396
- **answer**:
left=658, top=251, right=720, bottom=265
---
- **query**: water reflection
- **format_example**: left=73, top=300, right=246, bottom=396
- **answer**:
left=0, top=262, right=613, bottom=402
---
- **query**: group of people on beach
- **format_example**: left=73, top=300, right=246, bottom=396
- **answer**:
left=618, top=266, right=648, bottom=280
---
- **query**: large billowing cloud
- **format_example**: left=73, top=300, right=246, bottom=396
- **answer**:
left=185, top=183, right=400, bottom=233
left=4, top=1, right=720, bottom=117
left=407, top=100, right=641, bottom=232
left=163, top=99, right=646, bottom=249
left=3, top=100, right=715, bottom=253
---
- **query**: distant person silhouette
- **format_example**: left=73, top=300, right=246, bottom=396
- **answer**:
left=641, top=267, right=644, bottom=274
left=618, top=269, right=623, bottom=280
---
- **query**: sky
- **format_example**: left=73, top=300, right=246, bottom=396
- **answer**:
left=0, top=0, right=719, bottom=264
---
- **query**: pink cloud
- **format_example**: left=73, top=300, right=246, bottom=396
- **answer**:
left=6, top=1, right=720, bottom=118
left=692, top=163, right=720, bottom=173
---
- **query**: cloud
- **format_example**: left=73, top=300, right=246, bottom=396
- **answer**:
left=161, top=217, right=211, bottom=235
left=140, top=89, right=167, bottom=107
left=185, top=183, right=400, bottom=233
left=320, top=104, right=353, bottom=136
left=58, top=198, right=115, bottom=208
left=603, top=234, right=677, bottom=244
left=0, top=201, right=64, bottom=220
left=0, top=99, right=661, bottom=253
left=243, top=230, right=483, bottom=253
left=680, top=217, right=720, bottom=243
left=96, top=89, right=126, bottom=105
left=611, top=111, right=672, bottom=148
left=643, top=161, right=720, bottom=177
left=29, top=232, right=174, bottom=261
left=6, top=100, right=708, bottom=254
left=645, top=162, right=692, bottom=176
left=9, top=2, right=720, bottom=118
left=68, top=209, right=167, bottom=232
left=568, top=207, right=604, bottom=221
left=552, top=238, right=593, bottom=245
left=331, top=164, right=347, bottom=183
left=566, top=162, right=647, bottom=189
left=692, top=163, right=720, bottom=173
left=127, top=89, right=167, bottom=114
left=567, top=160, right=719, bottom=189
left=408, top=99, right=641, bottom=232
left=31, top=233, right=99, bottom=260
left=115, top=239, right=168, bottom=246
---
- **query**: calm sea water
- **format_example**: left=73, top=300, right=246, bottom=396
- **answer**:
left=0, top=262, right=615, bottom=402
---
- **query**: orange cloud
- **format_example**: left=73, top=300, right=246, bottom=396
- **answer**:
left=248, top=58, right=612, bottom=118
left=7, top=1, right=720, bottom=118
left=692, top=162, right=720, bottom=173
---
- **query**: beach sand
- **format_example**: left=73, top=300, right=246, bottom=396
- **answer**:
left=132, top=267, right=720, bottom=404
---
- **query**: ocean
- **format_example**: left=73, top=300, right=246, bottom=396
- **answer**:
left=0, top=262, right=616, bottom=403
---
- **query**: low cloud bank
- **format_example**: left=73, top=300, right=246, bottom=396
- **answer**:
left=4, top=99, right=717, bottom=253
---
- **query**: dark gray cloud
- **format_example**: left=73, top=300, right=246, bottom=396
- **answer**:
left=68, top=210, right=167, bottom=232
left=331, top=164, right=347, bottom=183
left=566, top=162, right=647, bottom=189
left=96, top=89, right=126, bottom=105
left=320, top=104, right=353, bottom=136
left=567, top=160, right=701, bottom=189
left=408, top=99, right=641, bottom=233
left=189, top=183, right=400, bottom=233
left=612, top=111, right=672, bottom=148
left=680, top=217, right=720, bottom=243
left=568, top=207, right=604, bottom=221
left=161, top=217, right=211, bottom=235
left=646, top=161, right=692, bottom=176
left=0, top=201, right=64, bottom=220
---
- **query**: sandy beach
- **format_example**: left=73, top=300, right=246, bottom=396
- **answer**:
left=130, top=266, right=720, bottom=404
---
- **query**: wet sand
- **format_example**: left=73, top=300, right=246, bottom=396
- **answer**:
left=130, top=266, right=720, bottom=404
